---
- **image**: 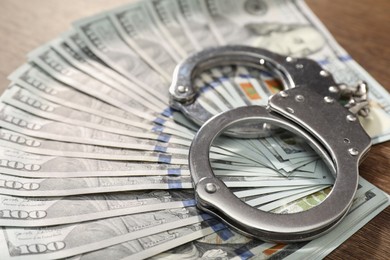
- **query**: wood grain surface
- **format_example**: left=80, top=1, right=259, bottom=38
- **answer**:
left=0, top=0, right=389, bottom=259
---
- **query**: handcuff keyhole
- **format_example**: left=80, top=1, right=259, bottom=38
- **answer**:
left=343, top=138, right=350, bottom=144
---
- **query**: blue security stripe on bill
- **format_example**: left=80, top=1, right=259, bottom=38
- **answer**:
left=199, top=214, right=235, bottom=241
left=182, top=199, right=197, bottom=207
left=158, top=154, right=172, bottom=164
left=157, top=134, right=171, bottom=142
left=151, top=124, right=165, bottom=133
left=154, top=145, right=168, bottom=153
left=167, top=177, right=182, bottom=189
left=317, top=55, right=353, bottom=65
left=153, top=117, right=167, bottom=126
left=235, top=245, right=255, bottom=260
left=161, top=107, right=174, bottom=117
left=167, top=168, right=182, bottom=176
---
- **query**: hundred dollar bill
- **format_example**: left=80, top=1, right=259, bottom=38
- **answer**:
left=73, top=14, right=171, bottom=103
left=188, top=65, right=282, bottom=121
left=245, top=185, right=329, bottom=208
left=202, top=0, right=390, bottom=143
left=251, top=139, right=318, bottom=172
left=206, top=65, right=269, bottom=107
left=176, top=0, right=220, bottom=49
left=28, top=45, right=169, bottom=117
left=236, top=66, right=273, bottom=105
left=61, top=30, right=169, bottom=106
left=150, top=178, right=389, bottom=260
left=195, top=70, right=245, bottom=108
left=268, top=181, right=389, bottom=259
left=108, top=187, right=334, bottom=260
left=150, top=227, right=253, bottom=260
left=271, top=177, right=367, bottom=215
left=0, top=146, right=190, bottom=178
left=194, top=78, right=233, bottom=112
left=2, top=85, right=193, bottom=143
left=0, top=102, right=192, bottom=148
left=0, top=127, right=190, bottom=164
left=3, top=84, right=192, bottom=140
left=212, top=135, right=319, bottom=173
left=0, top=174, right=193, bottom=197
left=214, top=159, right=325, bottom=179
left=109, top=2, right=181, bottom=80
left=8, top=64, right=193, bottom=138
left=0, top=176, right=329, bottom=227
left=0, top=125, right=249, bottom=165
left=265, top=132, right=316, bottom=160
left=0, top=101, right=255, bottom=163
left=0, top=143, right=316, bottom=180
left=154, top=234, right=267, bottom=260
left=208, top=66, right=249, bottom=107
left=182, top=86, right=223, bottom=116
left=0, top=172, right=333, bottom=197
left=0, top=190, right=195, bottom=226
left=68, top=219, right=227, bottom=260
left=222, top=176, right=333, bottom=188
left=0, top=207, right=208, bottom=259
left=145, top=0, right=198, bottom=57
left=287, top=192, right=389, bottom=259
left=50, top=37, right=168, bottom=113
left=193, top=66, right=260, bottom=110
left=0, top=128, right=190, bottom=161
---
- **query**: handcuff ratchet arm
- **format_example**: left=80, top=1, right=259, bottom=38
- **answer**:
left=189, top=88, right=370, bottom=242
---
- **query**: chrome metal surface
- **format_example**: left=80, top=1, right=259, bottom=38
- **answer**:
left=172, top=46, right=372, bottom=242
left=189, top=101, right=370, bottom=242
left=169, top=45, right=342, bottom=134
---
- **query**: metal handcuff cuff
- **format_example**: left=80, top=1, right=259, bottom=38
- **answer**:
left=169, top=46, right=371, bottom=243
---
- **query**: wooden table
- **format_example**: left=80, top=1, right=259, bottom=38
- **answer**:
left=0, top=0, right=389, bottom=259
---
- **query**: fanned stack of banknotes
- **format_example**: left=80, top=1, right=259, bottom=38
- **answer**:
left=0, top=0, right=389, bottom=259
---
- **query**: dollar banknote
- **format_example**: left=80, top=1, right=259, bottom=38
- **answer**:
left=0, top=143, right=325, bottom=182
left=0, top=129, right=188, bottom=162
left=109, top=2, right=181, bottom=79
left=201, top=0, right=390, bottom=143
left=145, top=0, right=198, bottom=57
left=0, top=171, right=333, bottom=197
left=0, top=207, right=209, bottom=259
left=1, top=85, right=193, bottom=145
left=146, top=178, right=389, bottom=260
left=0, top=174, right=192, bottom=197
left=0, top=146, right=190, bottom=178
left=50, top=37, right=169, bottom=113
left=73, top=14, right=171, bottom=102
left=0, top=102, right=193, bottom=148
left=0, top=0, right=388, bottom=260
left=28, top=46, right=169, bottom=117
left=8, top=64, right=193, bottom=138
left=176, top=0, right=220, bottom=49
left=5, top=179, right=365, bottom=260
left=61, top=30, right=170, bottom=108
left=68, top=220, right=226, bottom=260
left=0, top=190, right=195, bottom=226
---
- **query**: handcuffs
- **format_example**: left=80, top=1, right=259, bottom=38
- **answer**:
left=169, top=46, right=371, bottom=242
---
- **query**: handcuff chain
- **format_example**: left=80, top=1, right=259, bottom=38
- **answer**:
left=336, top=81, right=370, bottom=117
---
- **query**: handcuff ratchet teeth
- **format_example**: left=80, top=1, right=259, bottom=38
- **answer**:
left=169, top=46, right=371, bottom=242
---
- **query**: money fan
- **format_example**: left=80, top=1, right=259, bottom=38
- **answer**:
left=0, top=0, right=388, bottom=259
